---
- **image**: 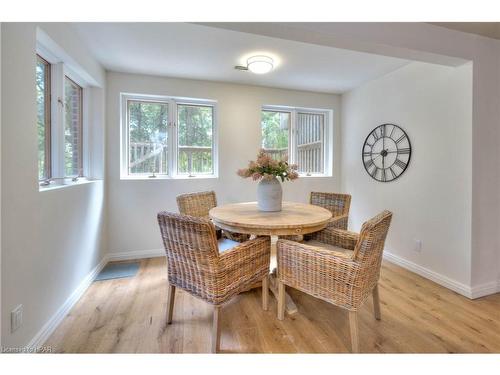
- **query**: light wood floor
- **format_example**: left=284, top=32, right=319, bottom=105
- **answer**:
left=45, top=257, right=500, bottom=353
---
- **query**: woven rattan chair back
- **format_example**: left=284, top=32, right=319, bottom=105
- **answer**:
left=157, top=211, right=220, bottom=303
left=310, top=192, right=351, bottom=217
left=176, top=191, right=217, bottom=219
left=353, top=210, right=392, bottom=287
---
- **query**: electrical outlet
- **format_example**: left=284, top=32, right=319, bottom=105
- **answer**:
left=11, top=304, right=23, bottom=333
left=413, top=239, right=422, bottom=253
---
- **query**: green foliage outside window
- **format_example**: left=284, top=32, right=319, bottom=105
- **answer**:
left=128, top=101, right=168, bottom=174
left=36, top=58, right=48, bottom=180
left=261, top=111, right=289, bottom=161
left=177, top=105, right=213, bottom=174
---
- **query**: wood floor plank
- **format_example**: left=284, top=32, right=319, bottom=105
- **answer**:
left=44, top=257, right=500, bottom=353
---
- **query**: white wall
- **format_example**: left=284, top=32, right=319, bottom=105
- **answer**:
left=106, top=72, right=341, bottom=256
left=1, top=23, right=106, bottom=347
left=341, top=62, right=473, bottom=290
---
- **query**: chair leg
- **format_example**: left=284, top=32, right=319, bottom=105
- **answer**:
left=166, top=284, right=176, bottom=324
left=373, top=284, right=381, bottom=320
left=277, top=280, right=286, bottom=320
left=262, top=275, right=269, bottom=311
left=348, top=311, right=359, bottom=353
left=211, top=306, right=221, bottom=353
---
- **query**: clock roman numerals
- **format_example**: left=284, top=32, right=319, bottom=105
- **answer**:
left=389, top=167, right=397, bottom=179
left=381, top=168, right=387, bottom=182
left=397, top=147, right=411, bottom=155
left=389, top=125, right=396, bottom=138
left=394, top=159, right=407, bottom=170
left=395, top=134, right=406, bottom=144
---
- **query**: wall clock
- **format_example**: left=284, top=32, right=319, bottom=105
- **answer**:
left=362, top=123, right=411, bottom=182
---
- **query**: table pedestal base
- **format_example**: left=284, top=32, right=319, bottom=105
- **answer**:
left=240, top=235, right=298, bottom=315
left=268, top=235, right=298, bottom=315
left=269, top=270, right=298, bottom=315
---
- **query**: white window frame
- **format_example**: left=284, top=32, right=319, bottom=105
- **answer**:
left=262, top=105, right=333, bottom=177
left=120, top=93, right=218, bottom=180
left=36, top=43, right=92, bottom=190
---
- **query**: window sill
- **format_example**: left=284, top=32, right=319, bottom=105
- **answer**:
left=120, top=174, right=218, bottom=181
left=39, top=178, right=101, bottom=192
left=298, top=174, right=333, bottom=178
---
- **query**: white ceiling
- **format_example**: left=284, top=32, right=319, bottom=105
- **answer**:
left=72, top=22, right=409, bottom=94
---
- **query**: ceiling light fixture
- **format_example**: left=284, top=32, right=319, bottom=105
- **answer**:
left=235, top=55, right=274, bottom=74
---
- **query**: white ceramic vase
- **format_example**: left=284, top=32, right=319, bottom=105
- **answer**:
left=257, top=176, right=283, bottom=212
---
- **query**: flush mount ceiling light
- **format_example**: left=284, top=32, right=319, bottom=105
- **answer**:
left=235, top=55, right=274, bottom=74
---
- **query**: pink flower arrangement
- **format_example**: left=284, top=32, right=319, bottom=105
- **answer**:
left=237, top=149, right=299, bottom=182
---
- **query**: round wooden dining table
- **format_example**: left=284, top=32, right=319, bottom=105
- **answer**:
left=209, top=201, right=332, bottom=314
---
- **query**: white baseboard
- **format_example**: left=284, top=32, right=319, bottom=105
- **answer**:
left=470, top=280, right=500, bottom=299
left=383, top=251, right=500, bottom=299
left=106, top=248, right=164, bottom=262
left=27, top=256, right=108, bottom=349
left=383, top=251, right=474, bottom=299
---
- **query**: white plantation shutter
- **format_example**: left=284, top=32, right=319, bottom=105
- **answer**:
left=295, top=112, right=325, bottom=174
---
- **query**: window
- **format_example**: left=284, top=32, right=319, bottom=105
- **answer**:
left=36, top=55, right=51, bottom=180
left=36, top=48, right=89, bottom=188
left=64, top=77, right=83, bottom=177
left=261, top=106, right=331, bottom=176
left=122, top=94, right=217, bottom=179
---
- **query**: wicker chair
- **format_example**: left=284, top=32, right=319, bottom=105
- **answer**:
left=310, top=192, right=351, bottom=230
left=282, top=192, right=352, bottom=242
left=157, top=211, right=271, bottom=353
left=276, top=210, right=392, bottom=353
left=176, top=191, right=249, bottom=242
